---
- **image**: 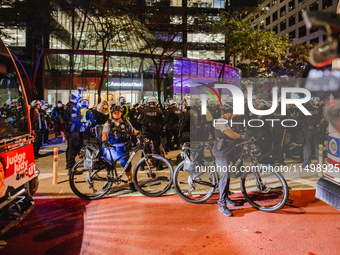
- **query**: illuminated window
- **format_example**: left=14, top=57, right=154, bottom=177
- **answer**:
left=187, top=50, right=224, bottom=60
left=170, top=16, right=183, bottom=24
left=187, top=0, right=224, bottom=8
left=1, top=27, right=26, bottom=47
left=289, top=0, right=295, bottom=11
left=187, top=33, right=225, bottom=43
left=170, top=0, right=182, bottom=6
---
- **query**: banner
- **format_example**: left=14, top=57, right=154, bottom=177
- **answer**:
left=0, top=144, right=36, bottom=197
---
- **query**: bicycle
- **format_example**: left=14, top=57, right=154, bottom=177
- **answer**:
left=69, top=134, right=174, bottom=200
left=173, top=138, right=289, bottom=213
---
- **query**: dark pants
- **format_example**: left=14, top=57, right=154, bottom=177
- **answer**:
left=33, top=129, right=42, bottom=156
left=272, top=129, right=285, bottom=164
left=215, top=155, right=231, bottom=207
left=302, top=129, right=320, bottom=168
left=66, top=132, right=82, bottom=170
left=166, top=128, right=180, bottom=150
left=43, top=129, right=49, bottom=143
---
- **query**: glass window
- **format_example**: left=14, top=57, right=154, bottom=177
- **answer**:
left=289, top=15, right=296, bottom=27
left=309, top=1, right=318, bottom=11
left=280, top=0, right=285, bottom=2
left=0, top=49, right=29, bottom=140
left=170, top=0, right=182, bottom=6
left=280, top=6, right=286, bottom=17
left=1, top=27, right=26, bottom=47
left=272, top=11, right=278, bottom=22
left=310, top=27, right=319, bottom=34
left=170, top=16, right=183, bottom=24
left=289, top=0, right=295, bottom=11
left=280, top=20, right=287, bottom=31
left=266, top=3, right=270, bottom=10
left=299, top=25, right=306, bottom=38
left=272, top=0, right=277, bottom=5
left=272, top=25, right=278, bottom=34
left=289, top=30, right=296, bottom=39
left=322, top=0, right=332, bottom=9
left=298, top=0, right=306, bottom=5
left=187, top=33, right=225, bottom=43
left=266, top=16, right=271, bottom=26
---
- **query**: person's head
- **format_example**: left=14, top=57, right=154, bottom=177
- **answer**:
left=111, top=105, right=123, bottom=121
left=164, top=102, right=169, bottom=109
left=208, top=99, right=215, bottom=108
left=35, top=100, right=42, bottom=109
left=98, top=101, right=110, bottom=114
left=195, top=99, right=201, bottom=107
left=222, top=104, right=234, bottom=120
left=57, top=101, right=62, bottom=108
left=119, top=96, right=126, bottom=106
left=70, top=90, right=83, bottom=103
left=127, top=102, right=131, bottom=108
left=80, top=99, right=89, bottom=109
left=147, top=96, right=157, bottom=107
left=157, top=104, right=161, bottom=108
left=168, top=100, right=176, bottom=108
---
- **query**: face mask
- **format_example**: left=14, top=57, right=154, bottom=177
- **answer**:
left=103, top=105, right=108, bottom=109
left=58, top=104, right=62, bottom=107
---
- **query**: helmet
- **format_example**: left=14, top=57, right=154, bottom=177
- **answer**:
left=163, top=102, right=169, bottom=107
left=222, top=103, right=233, bottom=113
left=168, top=99, right=176, bottom=106
left=127, top=102, right=131, bottom=107
left=31, top=100, right=42, bottom=107
left=195, top=99, right=201, bottom=105
left=147, top=96, right=157, bottom=106
left=119, top=96, right=126, bottom=105
left=80, top=99, right=89, bottom=108
left=111, top=105, right=123, bottom=112
left=70, top=90, right=83, bottom=102
left=208, top=99, right=215, bottom=105
left=42, top=105, right=49, bottom=111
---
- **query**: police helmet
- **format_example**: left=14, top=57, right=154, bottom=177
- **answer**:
left=70, top=90, right=83, bottom=102
left=195, top=99, right=201, bottom=105
left=147, top=96, right=157, bottom=106
left=208, top=99, right=215, bottom=105
left=168, top=99, right=176, bottom=106
left=119, top=96, right=126, bottom=105
left=127, top=102, right=131, bottom=107
left=163, top=102, right=169, bottom=107
left=80, top=99, right=89, bottom=108
left=42, top=105, right=49, bottom=111
left=222, top=103, right=233, bottom=113
left=111, top=105, right=123, bottom=112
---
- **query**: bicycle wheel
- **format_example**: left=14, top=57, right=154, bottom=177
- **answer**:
left=173, top=160, right=216, bottom=204
left=133, top=154, right=174, bottom=197
left=240, top=167, right=289, bottom=212
left=69, top=159, right=113, bottom=200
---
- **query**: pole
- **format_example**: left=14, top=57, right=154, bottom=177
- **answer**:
left=53, top=148, right=58, bottom=185
left=318, top=144, right=324, bottom=177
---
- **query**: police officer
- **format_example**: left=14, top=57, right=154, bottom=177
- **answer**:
left=269, top=102, right=286, bottom=165
left=301, top=100, right=322, bottom=168
left=119, top=96, right=129, bottom=121
left=102, top=105, right=139, bottom=191
left=80, top=99, right=95, bottom=141
left=138, top=96, right=163, bottom=157
left=214, top=104, right=245, bottom=217
left=164, top=100, right=181, bottom=151
left=30, top=100, right=44, bottom=158
left=64, top=90, right=84, bottom=175
left=205, top=99, right=216, bottom=140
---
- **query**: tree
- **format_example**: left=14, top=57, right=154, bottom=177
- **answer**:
left=126, top=1, right=211, bottom=103
left=72, top=0, right=132, bottom=103
left=212, top=11, right=289, bottom=77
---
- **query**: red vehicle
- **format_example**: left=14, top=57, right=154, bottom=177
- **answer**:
left=0, top=38, right=39, bottom=235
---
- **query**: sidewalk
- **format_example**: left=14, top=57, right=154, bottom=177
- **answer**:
left=34, top=138, right=322, bottom=199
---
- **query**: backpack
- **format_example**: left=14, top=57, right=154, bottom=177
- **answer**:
left=82, top=138, right=103, bottom=170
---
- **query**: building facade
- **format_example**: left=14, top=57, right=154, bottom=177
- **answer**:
left=247, top=0, right=338, bottom=44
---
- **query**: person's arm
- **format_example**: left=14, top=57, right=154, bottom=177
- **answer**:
left=223, top=129, right=240, bottom=139
left=102, top=122, right=110, bottom=141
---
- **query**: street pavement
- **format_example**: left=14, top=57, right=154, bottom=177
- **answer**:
left=0, top=137, right=334, bottom=255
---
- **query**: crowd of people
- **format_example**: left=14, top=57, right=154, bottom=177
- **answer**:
left=29, top=91, right=327, bottom=216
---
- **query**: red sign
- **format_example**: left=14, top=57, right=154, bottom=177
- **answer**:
left=329, top=102, right=337, bottom=107
left=0, top=144, right=36, bottom=197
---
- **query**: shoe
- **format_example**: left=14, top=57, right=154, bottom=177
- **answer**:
left=226, top=198, right=236, bottom=206
left=218, top=206, right=233, bottom=217
left=74, top=170, right=83, bottom=175
left=129, top=182, right=137, bottom=192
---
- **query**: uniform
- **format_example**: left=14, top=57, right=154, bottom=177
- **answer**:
left=30, top=106, right=44, bottom=156
left=64, top=101, right=83, bottom=171
left=302, top=104, right=322, bottom=168
left=164, top=105, right=181, bottom=150
left=269, top=104, right=285, bottom=165
left=102, top=119, right=136, bottom=172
